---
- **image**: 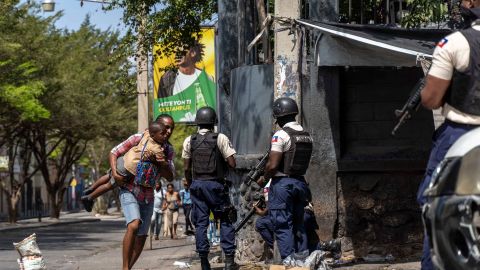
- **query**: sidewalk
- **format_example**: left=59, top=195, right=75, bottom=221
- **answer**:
left=0, top=209, right=120, bottom=232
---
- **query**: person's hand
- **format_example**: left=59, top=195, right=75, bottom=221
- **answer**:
left=254, top=205, right=267, bottom=216
left=113, top=172, right=125, bottom=186
left=256, top=176, right=266, bottom=187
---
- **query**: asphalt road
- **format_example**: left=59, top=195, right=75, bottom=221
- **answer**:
left=0, top=215, right=421, bottom=270
left=0, top=217, right=200, bottom=270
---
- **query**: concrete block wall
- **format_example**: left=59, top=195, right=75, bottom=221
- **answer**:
left=339, top=67, right=434, bottom=165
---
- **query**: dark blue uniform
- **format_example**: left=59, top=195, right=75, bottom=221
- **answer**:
left=255, top=215, right=274, bottom=248
left=190, top=179, right=236, bottom=256
left=417, top=121, right=478, bottom=269
left=256, top=205, right=318, bottom=253
left=268, top=176, right=310, bottom=259
left=183, top=129, right=237, bottom=258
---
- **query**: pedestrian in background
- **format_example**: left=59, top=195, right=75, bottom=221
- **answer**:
left=180, top=179, right=194, bottom=234
left=164, top=183, right=181, bottom=239
left=35, top=196, right=43, bottom=222
left=151, top=181, right=165, bottom=240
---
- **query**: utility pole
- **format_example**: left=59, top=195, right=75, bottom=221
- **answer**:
left=136, top=7, right=149, bottom=132
left=274, top=0, right=301, bottom=106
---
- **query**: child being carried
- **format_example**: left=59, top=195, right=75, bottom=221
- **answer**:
left=81, top=122, right=169, bottom=211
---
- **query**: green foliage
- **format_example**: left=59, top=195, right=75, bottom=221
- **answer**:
left=402, top=0, right=449, bottom=28
left=168, top=123, right=196, bottom=179
left=107, top=0, right=217, bottom=61
left=0, top=2, right=137, bottom=218
left=0, top=2, right=51, bottom=123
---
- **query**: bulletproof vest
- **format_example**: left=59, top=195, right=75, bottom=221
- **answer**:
left=190, top=132, right=226, bottom=180
left=278, top=127, right=313, bottom=176
left=447, top=25, right=480, bottom=116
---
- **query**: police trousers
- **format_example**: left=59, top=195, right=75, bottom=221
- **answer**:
left=268, top=176, right=310, bottom=259
left=417, top=120, right=478, bottom=270
left=256, top=209, right=318, bottom=252
left=255, top=215, right=274, bottom=248
left=190, top=179, right=235, bottom=255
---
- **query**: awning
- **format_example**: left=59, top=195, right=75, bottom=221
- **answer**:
left=296, top=19, right=451, bottom=67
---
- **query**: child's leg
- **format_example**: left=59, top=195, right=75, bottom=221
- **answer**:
left=89, top=174, right=111, bottom=190
left=88, top=182, right=114, bottom=200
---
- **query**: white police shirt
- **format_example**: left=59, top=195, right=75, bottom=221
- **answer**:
left=429, top=24, right=480, bottom=125
left=270, top=121, right=304, bottom=177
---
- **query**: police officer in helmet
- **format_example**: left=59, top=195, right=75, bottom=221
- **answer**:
left=257, top=97, right=313, bottom=261
left=182, top=106, right=238, bottom=270
left=418, top=1, right=480, bottom=269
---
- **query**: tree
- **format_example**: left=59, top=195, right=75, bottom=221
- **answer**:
left=0, top=1, right=53, bottom=223
left=107, top=0, right=217, bottom=65
left=25, top=19, right=135, bottom=219
left=401, top=0, right=450, bottom=28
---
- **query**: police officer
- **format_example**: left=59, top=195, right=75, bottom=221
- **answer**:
left=182, top=106, right=238, bottom=270
left=257, top=97, right=313, bottom=261
left=418, top=1, right=480, bottom=269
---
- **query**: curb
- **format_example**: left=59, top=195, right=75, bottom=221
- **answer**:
left=0, top=218, right=101, bottom=233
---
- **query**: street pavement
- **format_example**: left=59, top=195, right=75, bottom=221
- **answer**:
left=0, top=210, right=421, bottom=270
left=0, top=211, right=206, bottom=270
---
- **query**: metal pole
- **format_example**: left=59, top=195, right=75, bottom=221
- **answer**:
left=386, top=0, right=390, bottom=24
left=348, top=0, right=352, bottom=20
left=137, top=8, right=149, bottom=132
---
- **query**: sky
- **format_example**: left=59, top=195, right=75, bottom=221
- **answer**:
left=39, top=0, right=125, bottom=33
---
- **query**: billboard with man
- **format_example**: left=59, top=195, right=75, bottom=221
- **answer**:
left=153, top=27, right=216, bottom=122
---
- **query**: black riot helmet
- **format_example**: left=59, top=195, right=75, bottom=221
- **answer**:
left=272, top=97, right=299, bottom=119
left=195, top=106, right=217, bottom=125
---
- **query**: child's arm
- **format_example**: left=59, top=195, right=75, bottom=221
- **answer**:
left=109, top=153, right=125, bottom=184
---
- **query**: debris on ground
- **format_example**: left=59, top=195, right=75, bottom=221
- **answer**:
left=282, top=250, right=332, bottom=270
left=173, top=260, right=191, bottom=269
left=13, top=233, right=47, bottom=270
left=362, top=253, right=395, bottom=263
left=210, top=255, right=221, bottom=264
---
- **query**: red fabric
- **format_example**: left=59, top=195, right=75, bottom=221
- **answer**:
left=124, top=181, right=154, bottom=203
left=110, top=133, right=143, bottom=157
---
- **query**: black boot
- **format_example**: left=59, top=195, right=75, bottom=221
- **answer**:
left=224, top=254, right=238, bottom=270
left=199, top=254, right=211, bottom=270
left=81, top=195, right=94, bottom=212
left=82, top=187, right=93, bottom=196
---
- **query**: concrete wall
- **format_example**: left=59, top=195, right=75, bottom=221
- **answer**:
left=304, top=65, right=432, bottom=257
left=339, top=67, right=434, bottom=171
left=302, top=65, right=339, bottom=240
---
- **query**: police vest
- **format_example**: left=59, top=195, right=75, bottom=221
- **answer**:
left=190, top=132, right=227, bottom=180
left=447, top=24, right=480, bottom=116
left=278, top=127, right=313, bottom=176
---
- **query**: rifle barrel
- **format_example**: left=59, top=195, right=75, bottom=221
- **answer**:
left=234, top=207, right=256, bottom=233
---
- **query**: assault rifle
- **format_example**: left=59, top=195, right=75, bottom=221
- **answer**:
left=234, top=195, right=266, bottom=233
left=391, top=77, right=426, bottom=136
left=243, top=151, right=270, bottom=187
left=235, top=151, right=270, bottom=233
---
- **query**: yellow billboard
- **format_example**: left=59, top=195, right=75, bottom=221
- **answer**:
left=153, top=28, right=216, bottom=122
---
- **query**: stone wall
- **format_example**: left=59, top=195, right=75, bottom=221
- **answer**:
left=336, top=173, right=424, bottom=259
